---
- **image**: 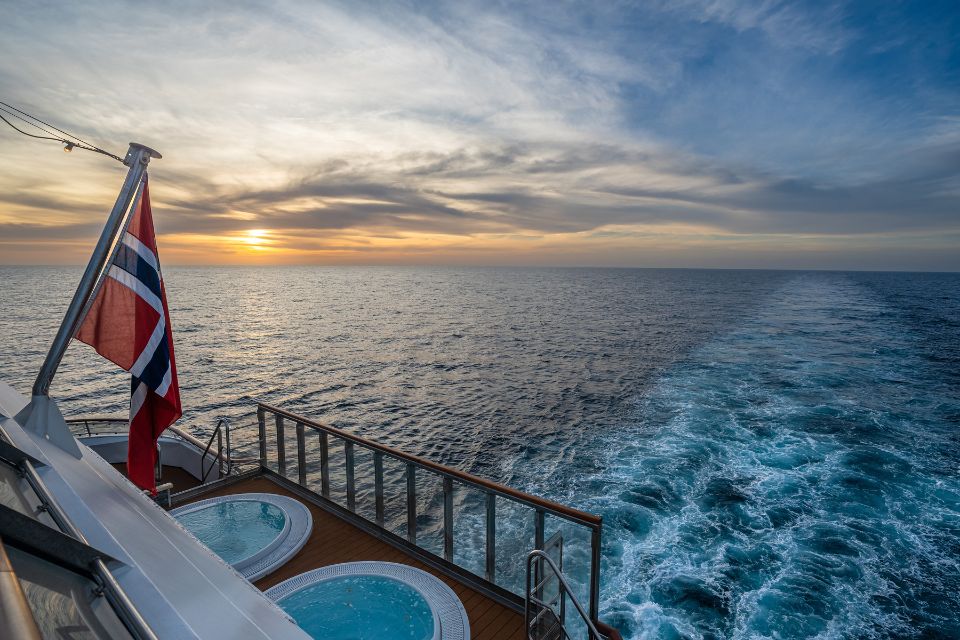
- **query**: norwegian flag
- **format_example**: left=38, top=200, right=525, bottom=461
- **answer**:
left=76, top=176, right=181, bottom=492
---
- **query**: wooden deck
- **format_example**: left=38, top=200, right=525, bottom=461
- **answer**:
left=111, top=463, right=203, bottom=493
left=180, top=474, right=525, bottom=640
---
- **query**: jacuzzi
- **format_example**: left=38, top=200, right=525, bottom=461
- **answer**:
left=266, top=562, right=470, bottom=640
left=171, top=493, right=312, bottom=581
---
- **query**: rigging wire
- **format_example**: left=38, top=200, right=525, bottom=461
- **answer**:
left=0, top=100, right=125, bottom=163
left=0, top=100, right=99, bottom=148
left=0, top=104, right=64, bottom=137
left=0, top=112, right=65, bottom=143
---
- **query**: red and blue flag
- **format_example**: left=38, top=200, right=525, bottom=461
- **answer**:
left=76, top=176, right=181, bottom=492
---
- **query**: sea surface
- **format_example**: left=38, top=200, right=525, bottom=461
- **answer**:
left=1, top=266, right=958, bottom=639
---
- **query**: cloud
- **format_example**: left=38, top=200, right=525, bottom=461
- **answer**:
left=0, top=0, right=958, bottom=269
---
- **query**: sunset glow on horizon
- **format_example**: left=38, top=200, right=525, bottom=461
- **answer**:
left=1, top=1, right=958, bottom=270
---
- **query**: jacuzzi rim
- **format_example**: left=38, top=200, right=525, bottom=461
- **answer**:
left=171, top=492, right=312, bottom=581
left=265, top=561, right=470, bottom=640
left=172, top=496, right=291, bottom=570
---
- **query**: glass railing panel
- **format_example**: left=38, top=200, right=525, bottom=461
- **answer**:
left=350, top=446, right=376, bottom=521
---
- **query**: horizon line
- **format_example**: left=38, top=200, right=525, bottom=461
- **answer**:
left=2, top=263, right=958, bottom=274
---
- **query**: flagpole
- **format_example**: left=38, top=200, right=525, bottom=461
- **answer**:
left=32, top=142, right=161, bottom=397
left=74, top=174, right=147, bottom=333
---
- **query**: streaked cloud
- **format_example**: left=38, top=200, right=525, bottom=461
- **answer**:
left=1, top=0, right=957, bottom=269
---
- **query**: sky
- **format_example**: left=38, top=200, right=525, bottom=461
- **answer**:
left=0, top=0, right=958, bottom=270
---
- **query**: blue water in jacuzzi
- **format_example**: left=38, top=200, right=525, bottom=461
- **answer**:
left=177, top=501, right=285, bottom=565
left=278, top=575, right=435, bottom=640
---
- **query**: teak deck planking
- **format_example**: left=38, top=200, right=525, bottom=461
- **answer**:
left=180, top=475, right=526, bottom=640
left=112, top=463, right=203, bottom=493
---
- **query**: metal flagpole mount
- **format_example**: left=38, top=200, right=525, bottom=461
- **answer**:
left=16, top=142, right=161, bottom=458
left=124, top=143, right=161, bottom=165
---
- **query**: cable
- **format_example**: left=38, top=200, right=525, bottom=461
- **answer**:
left=0, top=112, right=65, bottom=142
left=0, top=101, right=125, bottom=163
left=0, top=104, right=63, bottom=138
left=0, top=100, right=97, bottom=148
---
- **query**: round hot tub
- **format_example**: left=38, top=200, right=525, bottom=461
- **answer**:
left=266, top=562, right=469, bottom=640
left=171, top=493, right=312, bottom=581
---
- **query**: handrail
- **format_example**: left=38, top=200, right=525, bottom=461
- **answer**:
left=65, top=416, right=240, bottom=487
left=65, top=418, right=229, bottom=464
left=259, top=403, right=601, bottom=527
left=526, top=550, right=603, bottom=640
left=258, top=403, right=605, bottom=623
left=199, top=418, right=228, bottom=483
left=168, top=425, right=215, bottom=454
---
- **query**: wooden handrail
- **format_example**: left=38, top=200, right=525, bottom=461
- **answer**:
left=259, top=403, right=602, bottom=528
left=64, top=416, right=126, bottom=423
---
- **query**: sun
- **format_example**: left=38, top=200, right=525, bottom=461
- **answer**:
left=237, top=229, right=271, bottom=251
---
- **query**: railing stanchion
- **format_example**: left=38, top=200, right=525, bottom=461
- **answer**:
left=589, top=524, right=602, bottom=625
left=345, top=441, right=356, bottom=511
left=406, top=463, right=417, bottom=543
left=257, top=407, right=266, bottom=468
left=275, top=414, right=286, bottom=476
left=374, top=451, right=385, bottom=526
left=296, top=422, right=306, bottom=486
left=535, top=508, right=545, bottom=550
left=484, top=491, right=497, bottom=584
left=319, top=432, right=330, bottom=498
left=216, top=428, right=224, bottom=478
left=223, top=417, right=232, bottom=476
left=485, top=492, right=496, bottom=582
left=443, top=476, right=454, bottom=562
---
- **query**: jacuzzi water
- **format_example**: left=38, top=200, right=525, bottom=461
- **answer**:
left=176, top=501, right=286, bottom=565
left=278, top=575, right=435, bottom=640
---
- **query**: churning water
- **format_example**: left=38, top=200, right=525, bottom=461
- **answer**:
left=1, top=266, right=958, bottom=638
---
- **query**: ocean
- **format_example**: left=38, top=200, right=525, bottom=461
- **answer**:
left=1, top=266, right=958, bottom=639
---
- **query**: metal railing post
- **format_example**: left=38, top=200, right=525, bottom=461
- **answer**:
left=257, top=407, right=267, bottom=468
left=443, top=476, right=454, bottom=562
left=406, top=463, right=417, bottom=543
left=275, top=414, right=286, bottom=475
left=319, top=432, right=330, bottom=498
left=485, top=492, right=496, bottom=582
left=374, top=451, right=385, bottom=526
left=216, top=428, right=224, bottom=478
left=589, top=524, right=602, bottom=625
left=535, top=508, right=546, bottom=550
left=345, top=441, right=356, bottom=511
left=223, top=417, right=232, bottom=475
left=296, top=422, right=306, bottom=486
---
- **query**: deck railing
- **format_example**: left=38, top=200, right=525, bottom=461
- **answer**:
left=257, top=403, right=605, bottom=627
left=64, top=417, right=249, bottom=481
left=66, top=416, right=210, bottom=452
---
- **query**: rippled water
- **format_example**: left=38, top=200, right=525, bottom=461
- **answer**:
left=1, top=266, right=958, bottom=639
